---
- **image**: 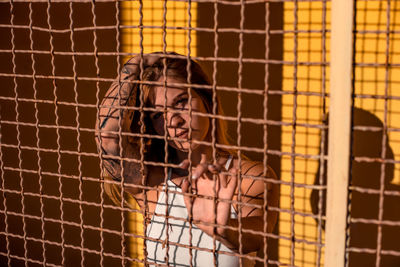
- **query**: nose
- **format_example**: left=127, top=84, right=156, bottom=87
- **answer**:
left=169, top=112, right=185, bottom=129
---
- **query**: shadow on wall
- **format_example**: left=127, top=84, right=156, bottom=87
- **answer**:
left=310, top=107, right=400, bottom=267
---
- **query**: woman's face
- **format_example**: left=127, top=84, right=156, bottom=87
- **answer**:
left=149, top=76, right=210, bottom=151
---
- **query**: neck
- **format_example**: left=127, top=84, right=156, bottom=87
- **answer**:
left=175, top=144, right=213, bottom=165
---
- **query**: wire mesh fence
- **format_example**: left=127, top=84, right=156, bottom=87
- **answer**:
left=0, top=0, right=398, bottom=266
left=346, top=1, right=400, bottom=266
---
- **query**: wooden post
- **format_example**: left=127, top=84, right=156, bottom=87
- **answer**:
left=325, top=0, right=354, bottom=266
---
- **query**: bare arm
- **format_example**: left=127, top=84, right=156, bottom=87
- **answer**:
left=224, top=161, right=279, bottom=254
left=181, top=158, right=279, bottom=254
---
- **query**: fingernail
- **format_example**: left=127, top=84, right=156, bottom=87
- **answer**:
left=179, top=162, right=184, bottom=167
left=192, top=174, right=198, bottom=180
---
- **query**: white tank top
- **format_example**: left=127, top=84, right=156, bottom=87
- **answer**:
left=145, top=179, right=239, bottom=267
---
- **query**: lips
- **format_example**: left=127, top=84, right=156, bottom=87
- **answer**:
left=176, top=130, right=189, bottom=139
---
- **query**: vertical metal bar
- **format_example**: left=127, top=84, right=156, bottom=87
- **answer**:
left=138, top=0, right=149, bottom=264
left=10, top=2, right=29, bottom=266
left=375, top=0, right=391, bottom=266
left=114, top=0, right=128, bottom=265
left=290, top=0, right=299, bottom=265
left=317, top=0, right=328, bottom=266
left=68, top=2, right=85, bottom=266
left=237, top=0, right=245, bottom=264
left=89, top=1, right=105, bottom=265
left=185, top=1, right=194, bottom=266
left=46, top=1, right=66, bottom=265
left=263, top=0, right=270, bottom=265
left=211, top=1, right=219, bottom=266
left=325, top=0, right=354, bottom=266
left=0, top=107, right=11, bottom=266
left=161, top=1, right=171, bottom=264
left=28, top=2, right=47, bottom=265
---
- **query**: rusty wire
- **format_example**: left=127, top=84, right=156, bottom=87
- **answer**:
left=0, top=0, right=399, bottom=266
left=90, top=0, right=106, bottom=265
left=262, top=0, right=270, bottom=264
left=10, top=1, right=29, bottom=266
left=316, top=1, right=328, bottom=266
left=374, top=0, right=389, bottom=264
left=345, top=0, right=400, bottom=266
left=28, top=1, right=47, bottom=265
left=185, top=0, right=195, bottom=265
left=289, top=0, right=299, bottom=265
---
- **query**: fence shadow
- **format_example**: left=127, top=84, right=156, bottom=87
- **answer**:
left=310, top=107, right=400, bottom=267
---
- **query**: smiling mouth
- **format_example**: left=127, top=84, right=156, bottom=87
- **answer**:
left=176, top=130, right=189, bottom=139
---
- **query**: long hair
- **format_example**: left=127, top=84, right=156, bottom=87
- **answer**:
left=102, top=54, right=235, bottom=206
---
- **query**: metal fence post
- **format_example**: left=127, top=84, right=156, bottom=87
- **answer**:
left=325, top=0, right=354, bottom=266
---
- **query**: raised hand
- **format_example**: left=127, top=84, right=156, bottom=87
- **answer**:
left=180, top=154, right=238, bottom=239
left=95, top=54, right=164, bottom=185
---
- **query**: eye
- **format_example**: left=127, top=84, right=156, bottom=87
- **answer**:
left=175, top=98, right=188, bottom=108
left=151, top=112, right=163, bottom=120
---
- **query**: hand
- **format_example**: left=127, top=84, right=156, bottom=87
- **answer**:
left=95, top=54, right=164, bottom=184
left=180, top=154, right=238, bottom=239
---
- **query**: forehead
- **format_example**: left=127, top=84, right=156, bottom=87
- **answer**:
left=153, top=76, right=188, bottom=106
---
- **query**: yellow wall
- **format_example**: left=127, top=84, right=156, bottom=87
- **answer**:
left=121, top=0, right=197, bottom=59
left=120, top=1, right=197, bottom=265
left=280, top=2, right=330, bottom=266
left=280, top=0, right=400, bottom=266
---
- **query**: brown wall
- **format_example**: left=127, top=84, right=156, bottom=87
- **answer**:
left=0, top=2, right=125, bottom=266
left=197, top=2, right=282, bottom=172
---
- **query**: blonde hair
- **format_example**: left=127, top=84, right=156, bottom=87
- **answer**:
left=103, top=168, right=137, bottom=208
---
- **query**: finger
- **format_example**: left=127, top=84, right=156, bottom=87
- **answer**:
left=178, top=159, right=190, bottom=169
left=226, top=169, right=238, bottom=195
left=200, top=153, right=207, bottom=164
left=208, top=164, right=222, bottom=174
left=225, top=167, right=238, bottom=188
left=220, top=173, right=228, bottom=188
left=181, top=177, right=190, bottom=193
left=192, top=163, right=208, bottom=180
left=181, top=177, right=198, bottom=193
left=181, top=178, right=194, bottom=211
left=228, top=166, right=238, bottom=175
left=191, top=153, right=209, bottom=180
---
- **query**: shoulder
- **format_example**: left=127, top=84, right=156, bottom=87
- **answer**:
left=240, top=160, right=276, bottom=178
left=230, top=159, right=279, bottom=218
left=235, top=159, right=277, bottom=185
left=232, top=159, right=277, bottom=199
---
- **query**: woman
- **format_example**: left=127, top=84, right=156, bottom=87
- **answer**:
left=96, top=52, right=279, bottom=266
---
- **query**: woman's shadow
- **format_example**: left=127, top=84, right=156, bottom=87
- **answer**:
left=310, top=107, right=400, bottom=267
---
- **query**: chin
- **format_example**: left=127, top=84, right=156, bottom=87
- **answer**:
left=173, top=141, right=199, bottom=152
